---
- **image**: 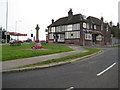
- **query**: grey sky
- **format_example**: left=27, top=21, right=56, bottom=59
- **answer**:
left=0, top=0, right=119, bottom=40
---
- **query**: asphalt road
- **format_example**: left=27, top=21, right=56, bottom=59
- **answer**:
left=2, top=47, right=118, bottom=88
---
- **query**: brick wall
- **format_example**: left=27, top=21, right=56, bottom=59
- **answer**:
left=65, top=39, right=80, bottom=44
left=48, top=40, right=54, bottom=43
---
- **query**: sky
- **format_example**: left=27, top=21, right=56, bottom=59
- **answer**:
left=0, top=0, right=120, bottom=40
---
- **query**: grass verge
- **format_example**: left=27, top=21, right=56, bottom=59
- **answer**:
left=19, top=47, right=100, bottom=68
left=113, top=45, right=120, bottom=47
left=2, top=43, right=73, bottom=61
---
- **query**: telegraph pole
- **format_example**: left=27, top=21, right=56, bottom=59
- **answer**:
left=6, top=0, right=8, bottom=44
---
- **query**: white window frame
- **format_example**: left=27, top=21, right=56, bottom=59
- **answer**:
left=106, top=26, right=108, bottom=32
left=67, top=25, right=72, bottom=31
left=91, top=24, right=92, bottom=29
left=96, top=35, right=102, bottom=41
left=83, top=23, right=86, bottom=28
left=51, top=27, right=55, bottom=32
left=61, top=26, right=65, bottom=32
left=72, top=23, right=80, bottom=30
left=49, top=33, right=54, bottom=39
left=56, top=26, right=61, bottom=32
left=85, top=33, right=92, bottom=40
left=87, top=23, right=89, bottom=29
left=94, top=25, right=96, bottom=29
left=101, top=24, right=103, bottom=30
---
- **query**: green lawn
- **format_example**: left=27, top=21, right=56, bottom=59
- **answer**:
left=114, top=45, right=120, bottom=47
left=2, top=43, right=73, bottom=61
left=20, top=47, right=100, bottom=68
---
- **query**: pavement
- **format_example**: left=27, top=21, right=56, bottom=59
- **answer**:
left=2, top=44, right=90, bottom=71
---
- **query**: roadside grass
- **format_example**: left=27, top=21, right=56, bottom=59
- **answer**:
left=2, top=43, right=73, bottom=61
left=20, top=47, right=100, bottom=68
left=113, top=45, right=120, bottom=47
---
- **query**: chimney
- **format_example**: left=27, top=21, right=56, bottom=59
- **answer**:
left=68, top=8, right=73, bottom=19
left=52, top=19, right=54, bottom=24
left=117, top=22, right=119, bottom=29
left=101, top=17, right=104, bottom=22
left=109, top=21, right=112, bottom=27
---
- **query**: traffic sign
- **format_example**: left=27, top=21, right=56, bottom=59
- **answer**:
left=82, top=29, right=86, bottom=34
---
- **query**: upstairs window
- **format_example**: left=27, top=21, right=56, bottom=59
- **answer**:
left=83, top=23, right=86, bottom=28
left=61, top=26, right=65, bottom=32
left=94, top=25, right=96, bottom=29
left=51, top=27, right=55, bottom=32
left=67, top=25, right=72, bottom=31
left=91, top=24, right=93, bottom=29
left=48, top=28, right=51, bottom=32
left=64, top=25, right=67, bottom=31
left=106, top=26, right=108, bottom=32
left=87, top=23, right=89, bottom=29
left=56, top=26, right=61, bottom=32
left=101, top=24, right=103, bottom=30
left=72, top=23, right=80, bottom=30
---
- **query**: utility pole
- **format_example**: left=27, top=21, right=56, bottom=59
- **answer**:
left=6, top=0, right=8, bottom=44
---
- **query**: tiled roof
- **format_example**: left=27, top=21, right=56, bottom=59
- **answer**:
left=87, top=16, right=103, bottom=25
left=48, top=14, right=87, bottom=27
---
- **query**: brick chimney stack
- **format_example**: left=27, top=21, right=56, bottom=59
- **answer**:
left=101, top=17, right=104, bottom=22
left=109, top=21, right=112, bottom=27
left=68, top=8, right=73, bottom=19
left=52, top=19, right=54, bottom=24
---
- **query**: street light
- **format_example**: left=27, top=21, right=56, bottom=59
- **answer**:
left=5, top=0, right=8, bottom=44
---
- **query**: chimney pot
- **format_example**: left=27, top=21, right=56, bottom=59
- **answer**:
left=68, top=8, right=73, bottom=18
left=52, top=19, right=54, bottom=24
left=101, top=17, right=104, bottom=22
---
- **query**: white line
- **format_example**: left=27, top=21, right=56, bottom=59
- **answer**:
left=66, top=86, right=74, bottom=90
left=97, top=62, right=116, bottom=76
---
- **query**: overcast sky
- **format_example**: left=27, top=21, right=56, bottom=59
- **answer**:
left=0, top=0, right=119, bottom=40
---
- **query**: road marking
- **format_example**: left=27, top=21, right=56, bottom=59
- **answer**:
left=66, top=86, right=74, bottom=90
left=97, top=62, right=116, bottom=76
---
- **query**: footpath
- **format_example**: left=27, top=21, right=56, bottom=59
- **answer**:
left=2, top=44, right=88, bottom=71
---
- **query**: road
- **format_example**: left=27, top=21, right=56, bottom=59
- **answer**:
left=2, top=47, right=118, bottom=88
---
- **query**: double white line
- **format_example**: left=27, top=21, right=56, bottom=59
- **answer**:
left=97, top=62, right=116, bottom=76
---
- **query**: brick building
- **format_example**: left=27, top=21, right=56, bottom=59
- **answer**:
left=47, top=9, right=111, bottom=45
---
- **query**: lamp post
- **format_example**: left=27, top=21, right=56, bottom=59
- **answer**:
left=5, top=0, right=8, bottom=44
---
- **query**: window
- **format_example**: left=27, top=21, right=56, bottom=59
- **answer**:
left=101, top=24, right=103, bottom=30
left=61, top=26, right=65, bottom=32
left=65, top=31, right=80, bottom=39
left=56, top=26, right=61, bottom=32
left=106, top=26, right=108, bottom=32
left=94, top=25, right=96, bottom=29
left=51, top=27, right=55, bottom=32
left=67, top=25, right=72, bottom=31
left=87, top=23, right=89, bottom=29
left=49, top=33, right=54, bottom=39
left=48, top=28, right=51, bottom=32
left=91, top=24, right=92, bottom=29
left=72, top=23, right=80, bottom=30
left=83, top=23, right=86, bottom=28
left=96, top=35, right=102, bottom=41
left=85, top=34, right=92, bottom=40
left=64, top=25, right=67, bottom=31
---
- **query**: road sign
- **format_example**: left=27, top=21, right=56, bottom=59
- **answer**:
left=82, top=29, right=86, bottom=34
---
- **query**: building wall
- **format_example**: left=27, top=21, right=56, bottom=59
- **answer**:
left=48, top=40, right=54, bottom=43
left=65, top=39, right=80, bottom=44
